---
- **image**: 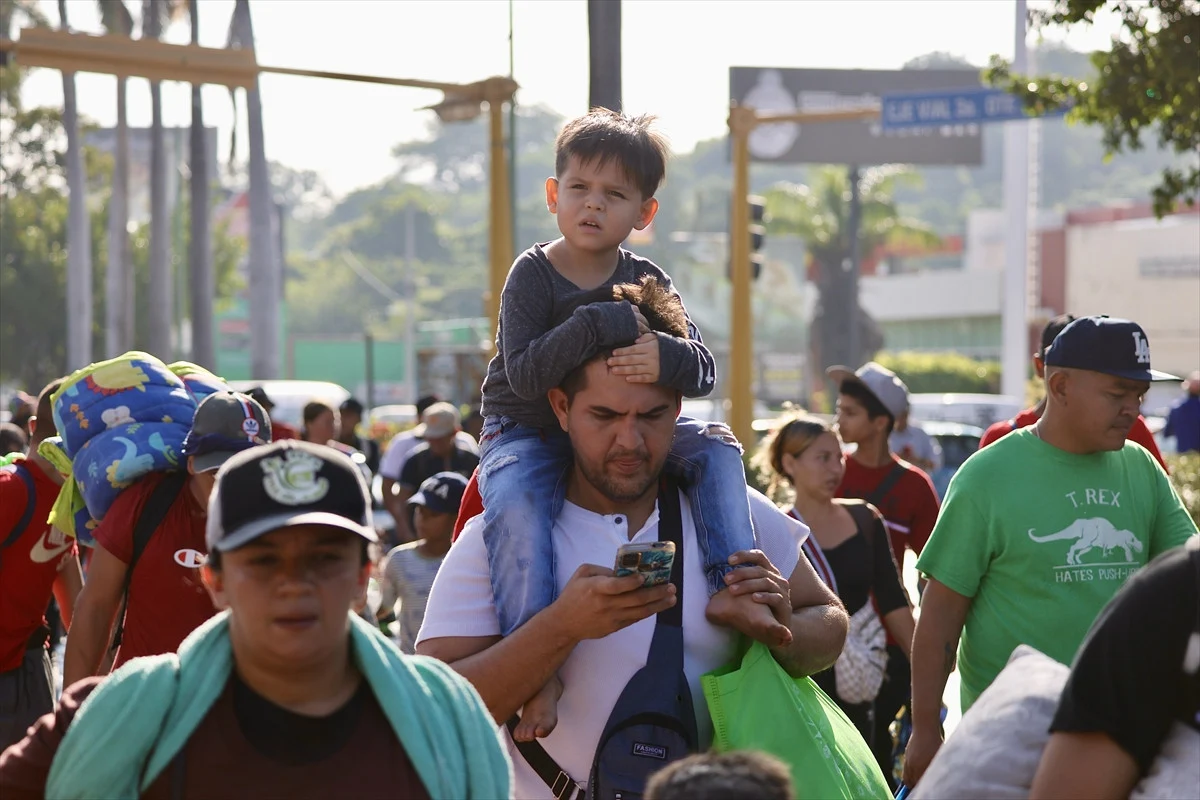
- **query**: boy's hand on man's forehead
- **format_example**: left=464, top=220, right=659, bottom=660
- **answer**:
left=608, top=333, right=661, bottom=384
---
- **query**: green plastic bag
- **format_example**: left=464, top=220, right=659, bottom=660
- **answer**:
left=702, top=640, right=891, bottom=799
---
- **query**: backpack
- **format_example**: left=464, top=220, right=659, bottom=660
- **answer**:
left=508, top=476, right=699, bottom=800
left=0, top=460, right=38, bottom=569
left=108, top=471, right=189, bottom=655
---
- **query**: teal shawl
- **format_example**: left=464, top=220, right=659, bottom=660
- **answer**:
left=45, top=611, right=511, bottom=800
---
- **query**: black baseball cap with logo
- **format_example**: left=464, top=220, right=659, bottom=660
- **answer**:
left=206, top=440, right=378, bottom=553
left=1044, top=315, right=1180, bottom=382
left=181, top=391, right=272, bottom=473
left=408, top=471, right=468, bottom=515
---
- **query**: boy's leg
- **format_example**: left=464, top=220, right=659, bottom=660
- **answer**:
left=668, top=417, right=791, bottom=647
left=478, top=418, right=572, bottom=637
left=666, top=417, right=757, bottom=595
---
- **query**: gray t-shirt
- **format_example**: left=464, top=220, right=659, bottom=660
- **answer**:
left=379, top=542, right=446, bottom=654
left=480, top=243, right=716, bottom=428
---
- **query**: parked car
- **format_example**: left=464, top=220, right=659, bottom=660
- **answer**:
left=227, top=379, right=350, bottom=429
left=909, top=393, right=1023, bottom=431
left=921, top=420, right=986, bottom=499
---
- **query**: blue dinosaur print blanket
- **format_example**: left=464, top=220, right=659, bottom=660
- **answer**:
left=46, top=352, right=227, bottom=545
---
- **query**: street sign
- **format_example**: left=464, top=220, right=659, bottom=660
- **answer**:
left=881, top=87, right=1069, bottom=131
left=729, top=67, right=984, bottom=166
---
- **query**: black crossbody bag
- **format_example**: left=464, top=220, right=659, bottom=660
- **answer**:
left=507, top=476, right=699, bottom=800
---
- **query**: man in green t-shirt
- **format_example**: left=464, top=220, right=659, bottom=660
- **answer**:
left=903, top=316, right=1198, bottom=789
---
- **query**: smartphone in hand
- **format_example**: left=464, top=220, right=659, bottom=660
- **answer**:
left=614, top=541, right=676, bottom=587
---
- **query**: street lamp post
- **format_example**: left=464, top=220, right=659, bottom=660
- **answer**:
left=726, top=103, right=880, bottom=446
left=1, top=28, right=519, bottom=365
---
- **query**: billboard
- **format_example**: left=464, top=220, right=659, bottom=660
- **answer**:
left=729, top=67, right=984, bottom=166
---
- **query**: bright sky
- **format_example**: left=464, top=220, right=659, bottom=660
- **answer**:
left=21, top=0, right=1121, bottom=196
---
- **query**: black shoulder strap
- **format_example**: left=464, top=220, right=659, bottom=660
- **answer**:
left=844, top=501, right=879, bottom=567
left=1, top=463, right=37, bottom=552
left=505, top=476, right=686, bottom=800
left=110, top=471, right=189, bottom=652
left=656, top=475, right=684, bottom=628
left=505, top=717, right=584, bottom=800
left=866, top=462, right=907, bottom=508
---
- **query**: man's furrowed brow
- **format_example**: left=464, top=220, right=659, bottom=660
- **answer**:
left=587, top=403, right=672, bottom=416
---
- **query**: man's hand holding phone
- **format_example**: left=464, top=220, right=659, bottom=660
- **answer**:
left=549, top=564, right=676, bottom=643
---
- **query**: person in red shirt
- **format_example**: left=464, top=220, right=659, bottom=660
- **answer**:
left=979, top=314, right=1169, bottom=471
left=246, top=386, right=300, bottom=441
left=828, top=361, right=941, bottom=787
left=0, top=379, right=83, bottom=752
left=62, top=391, right=272, bottom=685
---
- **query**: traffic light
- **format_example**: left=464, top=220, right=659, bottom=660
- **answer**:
left=729, top=195, right=766, bottom=282
left=748, top=195, right=766, bottom=281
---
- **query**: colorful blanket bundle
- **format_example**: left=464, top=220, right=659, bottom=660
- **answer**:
left=41, top=352, right=227, bottom=545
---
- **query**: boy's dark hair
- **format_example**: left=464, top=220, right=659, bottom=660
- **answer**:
left=0, top=422, right=27, bottom=455
left=33, top=378, right=65, bottom=443
left=644, top=750, right=794, bottom=800
left=555, top=108, right=669, bottom=200
left=840, top=379, right=896, bottom=434
left=1039, top=313, right=1078, bottom=358
left=340, top=397, right=365, bottom=416
left=560, top=277, right=689, bottom=402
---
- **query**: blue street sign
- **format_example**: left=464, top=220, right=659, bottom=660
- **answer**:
left=881, top=87, right=1069, bottom=131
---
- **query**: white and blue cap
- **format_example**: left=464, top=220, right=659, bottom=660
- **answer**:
left=206, top=440, right=377, bottom=553
left=181, top=391, right=272, bottom=473
left=1045, top=316, right=1179, bottom=382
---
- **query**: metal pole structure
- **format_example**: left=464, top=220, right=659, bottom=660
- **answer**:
left=728, top=104, right=755, bottom=447
left=189, top=0, right=214, bottom=369
left=846, top=165, right=863, bottom=369
left=405, top=204, right=418, bottom=402
left=1001, top=0, right=1030, bottom=399
left=59, top=0, right=92, bottom=371
left=487, top=89, right=514, bottom=347
left=106, top=78, right=130, bottom=357
left=508, top=0, right=518, bottom=256
left=587, top=0, right=621, bottom=112
left=364, top=332, right=376, bottom=411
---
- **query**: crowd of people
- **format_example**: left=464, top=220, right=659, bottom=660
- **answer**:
left=1, top=107, right=1197, bottom=800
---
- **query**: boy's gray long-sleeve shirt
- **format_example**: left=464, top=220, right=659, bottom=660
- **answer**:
left=480, top=243, right=717, bottom=429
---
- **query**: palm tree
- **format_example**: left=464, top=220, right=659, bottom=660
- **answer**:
left=97, top=0, right=133, bottom=357
left=229, top=0, right=278, bottom=379
left=765, top=166, right=939, bottom=379
left=58, top=0, right=92, bottom=370
left=142, top=0, right=186, bottom=359
left=188, top=0, right=214, bottom=368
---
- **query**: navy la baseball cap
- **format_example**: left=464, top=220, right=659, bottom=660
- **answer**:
left=408, top=471, right=468, bottom=515
left=1044, top=316, right=1180, bottom=382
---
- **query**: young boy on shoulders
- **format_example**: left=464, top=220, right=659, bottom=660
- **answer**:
left=476, top=108, right=788, bottom=740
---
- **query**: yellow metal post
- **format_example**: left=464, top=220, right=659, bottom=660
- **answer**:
left=724, top=105, right=880, bottom=443
left=727, top=104, right=755, bottom=448
left=487, top=86, right=514, bottom=349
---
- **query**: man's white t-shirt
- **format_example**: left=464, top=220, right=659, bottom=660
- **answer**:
left=416, top=487, right=806, bottom=799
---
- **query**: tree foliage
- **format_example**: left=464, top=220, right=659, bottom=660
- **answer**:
left=874, top=351, right=1001, bottom=395
left=986, top=0, right=1200, bottom=215
left=0, top=101, right=242, bottom=392
left=764, top=167, right=939, bottom=377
